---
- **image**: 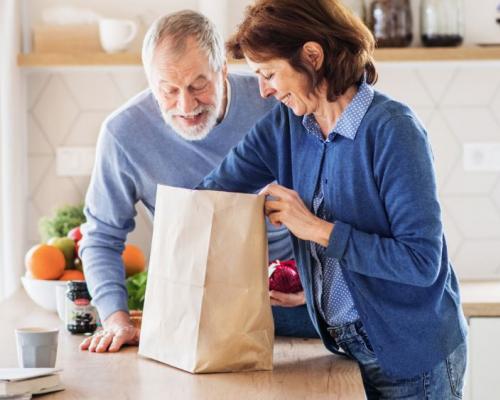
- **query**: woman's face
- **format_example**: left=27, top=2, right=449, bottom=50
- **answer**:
left=246, top=57, right=319, bottom=116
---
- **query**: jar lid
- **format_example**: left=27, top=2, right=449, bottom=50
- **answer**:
left=67, top=280, right=87, bottom=289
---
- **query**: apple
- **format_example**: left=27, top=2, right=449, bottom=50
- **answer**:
left=74, top=257, right=84, bottom=273
left=48, top=237, right=76, bottom=269
left=67, top=226, right=82, bottom=242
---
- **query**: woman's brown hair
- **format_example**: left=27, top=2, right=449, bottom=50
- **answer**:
left=227, top=0, right=377, bottom=101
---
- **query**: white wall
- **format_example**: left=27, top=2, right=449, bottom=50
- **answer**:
left=24, top=0, right=254, bottom=49
left=24, top=0, right=500, bottom=48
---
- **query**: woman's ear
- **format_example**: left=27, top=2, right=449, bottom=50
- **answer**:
left=302, top=42, right=324, bottom=71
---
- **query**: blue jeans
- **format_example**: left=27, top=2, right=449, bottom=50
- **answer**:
left=328, top=320, right=467, bottom=399
left=272, top=305, right=319, bottom=338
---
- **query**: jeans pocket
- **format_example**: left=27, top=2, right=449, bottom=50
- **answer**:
left=338, top=337, right=377, bottom=365
left=357, top=327, right=376, bottom=357
left=446, top=341, right=467, bottom=399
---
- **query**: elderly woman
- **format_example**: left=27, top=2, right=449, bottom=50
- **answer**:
left=199, top=0, right=467, bottom=398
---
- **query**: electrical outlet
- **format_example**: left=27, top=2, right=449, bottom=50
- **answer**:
left=463, top=143, right=500, bottom=171
left=56, top=147, right=96, bottom=176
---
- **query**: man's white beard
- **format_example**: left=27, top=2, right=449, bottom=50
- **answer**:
left=161, top=78, right=224, bottom=141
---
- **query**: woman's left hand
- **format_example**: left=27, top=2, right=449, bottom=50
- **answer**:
left=270, top=290, right=306, bottom=307
left=260, top=183, right=334, bottom=246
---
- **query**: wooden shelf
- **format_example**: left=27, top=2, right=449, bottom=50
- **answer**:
left=374, top=46, right=500, bottom=61
left=18, top=52, right=142, bottom=66
left=18, top=46, right=500, bottom=67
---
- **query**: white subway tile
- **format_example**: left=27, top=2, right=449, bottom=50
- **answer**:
left=375, top=67, right=434, bottom=108
left=32, top=76, right=79, bottom=148
left=417, top=66, right=457, bottom=104
left=453, top=241, right=500, bottom=279
left=442, top=108, right=500, bottom=142
left=442, top=166, right=498, bottom=195
left=62, top=72, right=123, bottom=111
left=27, top=72, right=50, bottom=110
left=27, top=114, right=53, bottom=155
left=32, top=162, right=84, bottom=218
left=28, top=155, right=52, bottom=196
left=426, top=113, right=461, bottom=187
left=441, top=66, right=500, bottom=107
left=441, top=206, right=464, bottom=260
left=64, top=111, right=108, bottom=146
left=443, top=197, right=500, bottom=239
left=110, top=70, right=148, bottom=100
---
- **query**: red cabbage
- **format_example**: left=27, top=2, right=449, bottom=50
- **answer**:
left=268, top=260, right=303, bottom=293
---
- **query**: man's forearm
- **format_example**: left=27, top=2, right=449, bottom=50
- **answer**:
left=80, top=240, right=129, bottom=321
left=103, top=310, right=132, bottom=327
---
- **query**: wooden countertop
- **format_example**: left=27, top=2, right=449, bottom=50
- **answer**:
left=1, top=281, right=497, bottom=399
left=460, top=281, right=500, bottom=317
left=0, top=290, right=364, bottom=400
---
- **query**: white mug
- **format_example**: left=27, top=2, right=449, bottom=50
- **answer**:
left=99, top=18, right=138, bottom=53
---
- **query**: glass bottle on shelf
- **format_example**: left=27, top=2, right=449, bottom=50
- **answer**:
left=366, top=0, right=413, bottom=47
left=420, top=0, right=464, bottom=47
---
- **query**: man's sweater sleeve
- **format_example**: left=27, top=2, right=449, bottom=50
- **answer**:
left=79, top=127, right=138, bottom=321
left=326, top=115, right=444, bottom=287
left=198, top=108, right=279, bottom=192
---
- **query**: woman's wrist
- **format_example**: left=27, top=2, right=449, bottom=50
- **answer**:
left=312, top=218, right=334, bottom=247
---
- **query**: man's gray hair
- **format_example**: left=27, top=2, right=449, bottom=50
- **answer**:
left=142, top=10, right=225, bottom=84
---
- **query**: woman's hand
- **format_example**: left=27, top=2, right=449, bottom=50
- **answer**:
left=260, top=183, right=334, bottom=246
left=270, top=290, right=306, bottom=307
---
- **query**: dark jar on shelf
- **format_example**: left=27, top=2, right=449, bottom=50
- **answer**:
left=420, top=0, right=464, bottom=47
left=366, top=0, right=413, bottom=47
left=65, top=280, right=98, bottom=334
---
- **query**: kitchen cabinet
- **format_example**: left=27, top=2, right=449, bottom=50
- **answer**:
left=461, top=281, right=500, bottom=400
left=468, top=318, right=500, bottom=399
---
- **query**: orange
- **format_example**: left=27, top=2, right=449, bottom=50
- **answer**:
left=122, top=244, right=146, bottom=277
left=25, top=244, right=65, bottom=280
left=59, top=270, right=85, bottom=281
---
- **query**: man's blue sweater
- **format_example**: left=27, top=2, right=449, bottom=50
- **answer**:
left=200, top=91, right=468, bottom=378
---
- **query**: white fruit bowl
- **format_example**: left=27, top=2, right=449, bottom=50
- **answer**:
left=21, top=276, right=66, bottom=312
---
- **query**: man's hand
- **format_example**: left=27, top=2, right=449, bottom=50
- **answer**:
left=259, top=184, right=334, bottom=246
left=80, top=310, right=140, bottom=353
left=270, top=290, right=306, bottom=307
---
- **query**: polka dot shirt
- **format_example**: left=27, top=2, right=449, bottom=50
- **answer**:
left=302, top=78, right=374, bottom=327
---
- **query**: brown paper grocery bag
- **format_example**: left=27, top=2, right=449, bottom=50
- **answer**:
left=138, top=185, right=274, bottom=373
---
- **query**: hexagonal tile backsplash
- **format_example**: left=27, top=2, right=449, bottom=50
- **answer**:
left=26, top=63, right=500, bottom=279
left=26, top=69, right=151, bottom=259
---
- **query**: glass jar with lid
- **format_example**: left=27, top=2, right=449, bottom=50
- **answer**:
left=366, top=0, right=413, bottom=47
left=66, top=280, right=98, bottom=334
left=420, top=0, right=464, bottom=47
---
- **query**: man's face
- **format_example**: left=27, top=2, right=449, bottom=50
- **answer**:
left=151, top=36, right=226, bottom=141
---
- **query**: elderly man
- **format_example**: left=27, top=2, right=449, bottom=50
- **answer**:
left=79, top=10, right=317, bottom=353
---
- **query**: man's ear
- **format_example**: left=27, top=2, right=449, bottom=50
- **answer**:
left=301, top=42, right=324, bottom=71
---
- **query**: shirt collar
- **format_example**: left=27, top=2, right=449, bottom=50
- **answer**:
left=302, top=77, right=374, bottom=142
left=220, top=78, right=231, bottom=121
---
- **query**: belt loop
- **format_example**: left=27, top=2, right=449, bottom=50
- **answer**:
left=327, top=326, right=337, bottom=339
